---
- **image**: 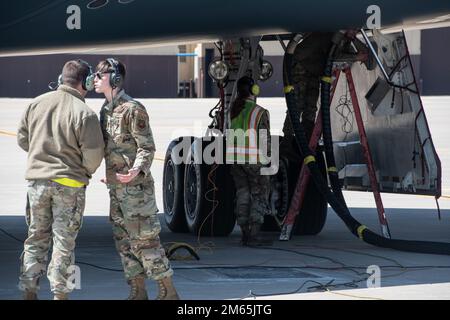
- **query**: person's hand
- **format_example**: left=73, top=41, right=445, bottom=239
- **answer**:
left=116, top=168, right=140, bottom=184
left=100, top=177, right=107, bottom=184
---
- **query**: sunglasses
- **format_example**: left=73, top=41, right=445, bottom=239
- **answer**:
left=95, top=71, right=112, bottom=79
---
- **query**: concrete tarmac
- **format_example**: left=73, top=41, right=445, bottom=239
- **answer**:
left=1, top=97, right=450, bottom=300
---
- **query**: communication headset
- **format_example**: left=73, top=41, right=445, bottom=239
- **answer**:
left=251, top=81, right=260, bottom=96
left=57, top=59, right=95, bottom=91
left=238, top=76, right=260, bottom=97
left=106, top=58, right=122, bottom=89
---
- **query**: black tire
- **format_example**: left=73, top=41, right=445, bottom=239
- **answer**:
left=184, top=137, right=236, bottom=237
left=292, top=150, right=328, bottom=235
left=267, top=141, right=328, bottom=236
left=163, top=136, right=193, bottom=233
left=261, top=157, right=290, bottom=231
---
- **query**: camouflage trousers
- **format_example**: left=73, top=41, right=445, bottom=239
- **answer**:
left=230, top=165, right=271, bottom=227
left=282, top=62, right=320, bottom=137
left=19, top=180, right=85, bottom=294
left=109, top=182, right=173, bottom=281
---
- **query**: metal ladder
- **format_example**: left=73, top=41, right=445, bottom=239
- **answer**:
left=280, top=65, right=392, bottom=240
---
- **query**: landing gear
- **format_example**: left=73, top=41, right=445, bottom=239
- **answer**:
left=290, top=150, right=328, bottom=235
left=262, top=149, right=328, bottom=235
left=262, top=156, right=290, bottom=231
left=163, top=137, right=193, bottom=233
left=163, top=136, right=236, bottom=236
left=163, top=36, right=327, bottom=238
left=183, top=137, right=236, bottom=237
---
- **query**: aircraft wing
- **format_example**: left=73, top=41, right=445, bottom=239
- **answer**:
left=1, top=0, right=450, bottom=56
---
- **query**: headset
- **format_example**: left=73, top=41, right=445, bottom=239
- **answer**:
left=57, top=59, right=95, bottom=91
left=251, top=81, right=260, bottom=96
left=238, top=76, right=260, bottom=97
left=106, top=58, right=123, bottom=89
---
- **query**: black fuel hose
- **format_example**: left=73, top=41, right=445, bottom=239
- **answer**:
left=284, top=33, right=450, bottom=255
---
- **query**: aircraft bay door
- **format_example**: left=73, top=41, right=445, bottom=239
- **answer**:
left=330, top=30, right=441, bottom=197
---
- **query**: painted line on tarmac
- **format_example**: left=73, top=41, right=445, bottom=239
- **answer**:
left=0, top=129, right=448, bottom=179
left=0, top=129, right=165, bottom=161
left=0, top=130, right=16, bottom=137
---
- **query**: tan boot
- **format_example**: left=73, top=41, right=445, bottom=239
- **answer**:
left=127, top=276, right=148, bottom=300
left=53, top=293, right=68, bottom=300
left=156, top=276, right=180, bottom=300
left=23, top=290, right=38, bottom=300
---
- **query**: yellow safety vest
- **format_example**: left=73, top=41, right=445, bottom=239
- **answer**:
left=226, top=100, right=268, bottom=164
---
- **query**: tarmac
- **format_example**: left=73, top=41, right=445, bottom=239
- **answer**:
left=1, top=96, right=450, bottom=300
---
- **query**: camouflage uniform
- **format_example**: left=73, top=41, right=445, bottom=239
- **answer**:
left=100, top=90, right=172, bottom=281
left=17, top=85, right=104, bottom=296
left=282, top=32, right=334, bottom=137
left=229, top=107, right=271, bottom=229
left=230, top=165, right=271, bottom=227
left=19, top=180, right=85, bottom=294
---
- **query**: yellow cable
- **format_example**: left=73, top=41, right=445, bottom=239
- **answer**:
left=196, top=163, right=219, bottom=251
left=321, top=76, right=332, bottom=84
left=284, top=85, right=294, bottom=94
left=357, top=225, right=368, bottom=239
left=325, top=288, right=384, bottom=300
left=303, top=155, right=316, bottom=165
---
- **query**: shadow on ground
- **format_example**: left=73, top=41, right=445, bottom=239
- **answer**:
left=1, top=207, right=450, bottom=300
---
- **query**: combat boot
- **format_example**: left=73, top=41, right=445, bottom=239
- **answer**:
left=23, top=289, right=38, bottom=300
left=240, top=225, right=250, bottom=246
left=127, top=276, right=148, bottom=300
left=53, top=293, right=68, bottom=300
left=156, top=276, right=180, bottom=300
left=247, top=224, right=273, bottom=246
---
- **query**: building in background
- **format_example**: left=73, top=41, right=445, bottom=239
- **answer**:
left=1, top=28, right=449, bottom=98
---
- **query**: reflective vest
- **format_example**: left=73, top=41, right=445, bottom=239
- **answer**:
left=226, top=100, right=269, bottom=164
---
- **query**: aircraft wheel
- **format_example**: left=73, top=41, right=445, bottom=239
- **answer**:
left=184, top=137, right=236, bottom=237
left=163, top=137, right=193, bottom=233
left=292, top=150, right=328, bottom=235
left=261, top=156, right=290, bottom=231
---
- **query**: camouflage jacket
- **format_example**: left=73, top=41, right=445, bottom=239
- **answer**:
left=100, top=90, right=155, bottom=186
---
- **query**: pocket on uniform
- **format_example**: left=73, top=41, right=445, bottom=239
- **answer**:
left=124, top=185, right=143, bottom=197
left=122, top=184, right=160, bottom=240
left=113, top=133, right=134, bottom=145
left=123, top=185, right=145, bottom=220
left=67, top=188, right=86, bottom=232
left=138, top=212, right=161, bottom=240
left=139, top=183, right=160, bottom=238
left=112, top=114, right=123, bottom=135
